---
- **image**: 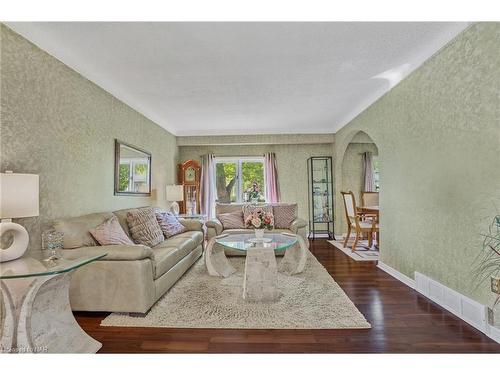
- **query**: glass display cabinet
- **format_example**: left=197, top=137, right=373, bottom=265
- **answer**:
left=307, top=156, right=334, bottom=239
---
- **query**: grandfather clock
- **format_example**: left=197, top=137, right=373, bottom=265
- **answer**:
left=178, top=160, right=201, bottom=214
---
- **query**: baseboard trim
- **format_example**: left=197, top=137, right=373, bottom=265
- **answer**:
left=487, top=324, right=500, bottom=343
left=414, top=271, right=488, bottom=333
left=377, top=262, right=500, bottom=344
left=377, top=261, right=416, bottom=289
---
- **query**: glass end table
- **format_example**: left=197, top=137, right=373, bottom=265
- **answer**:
left=0, top=251, right=106, bottom=353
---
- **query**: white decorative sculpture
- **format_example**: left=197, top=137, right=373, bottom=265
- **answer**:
left=0, top=172, right=39, bottom=262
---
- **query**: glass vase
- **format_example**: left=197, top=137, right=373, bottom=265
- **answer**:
left=254, top=229, right=265, bottom=241
left=42, top=230, right=64, bottom=260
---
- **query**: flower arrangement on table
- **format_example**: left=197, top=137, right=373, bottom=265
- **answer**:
left=245, top=208, right=274, bottom=241
left=245, top=208, right=274, bottom=230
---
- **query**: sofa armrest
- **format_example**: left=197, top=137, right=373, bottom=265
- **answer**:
left=205, top=219, right=223, bottom=236
left=178, top=218, right=203, bottom=232
left=62, top=244, right=154, bottom=261
left=290, top=218, right=307, bottom=233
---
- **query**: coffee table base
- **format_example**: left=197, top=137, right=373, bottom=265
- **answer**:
left=278, top=236, right=308, bottom=275
left=206, top=234, right=308, bottom=278
left=243, top=247, right=279, bottom=302
left=205, top=237, right=237, bottom=277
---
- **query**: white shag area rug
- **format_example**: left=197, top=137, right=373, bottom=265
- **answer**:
left=101, top=250, right=370, bottom=329
left=328, top=239, right=380, bottom=262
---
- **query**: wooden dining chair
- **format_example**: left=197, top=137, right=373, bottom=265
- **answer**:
left=341, top=191, right=378, bottom=251
left=359, top=190, right=379, bottom=224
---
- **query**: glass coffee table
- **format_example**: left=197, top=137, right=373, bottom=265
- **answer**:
left=205, top=233, right=308, bottom=302
left=216, top=233, right=298, bottom=252
left=0, top=251, right=106, bottom=353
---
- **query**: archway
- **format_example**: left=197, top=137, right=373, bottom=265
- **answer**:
left=336, top=130, right=380, bottom=252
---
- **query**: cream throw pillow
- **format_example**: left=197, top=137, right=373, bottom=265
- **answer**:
left=218, top=211, right=245, bottom=229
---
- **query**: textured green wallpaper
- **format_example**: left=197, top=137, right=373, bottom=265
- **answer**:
left=179, top=143, right=334, bottom=222
left=0, top=25, right=179, bottom=252
left=333, top=23, right=500, bottom=305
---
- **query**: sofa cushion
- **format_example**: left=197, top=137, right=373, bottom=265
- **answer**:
left=152, top=245, right=193, bottom=279
left=218, top=211, right=245, bottom=229
left=127, top=207, right=164, bottom=247
left=63, top=244, right=153, bottom=261
left=215, top=203, right=246, bottom=216
left=242, top=204, right=274, bottom=229
left=89, top=215, right=135, bottom=246
left=178, top=218, right=203, bottom=232
left=272, top=203, right=298, bottom=229
left=155, top=211, right=187, bottom=238
left=172, top=230, right=204, bottom=246
left=155, top=236, right=197, bottom=252
left=54, top=212, right=114, bottom=249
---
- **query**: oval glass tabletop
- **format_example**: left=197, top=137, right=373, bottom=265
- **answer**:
left=0, top=251, right=107, bottom=279
left=215, top=233, right=298, bottom=252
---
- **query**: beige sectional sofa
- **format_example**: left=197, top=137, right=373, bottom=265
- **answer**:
left=205, top=203, right=308, bottom=256
left=54, top=207, right=203, bottom=313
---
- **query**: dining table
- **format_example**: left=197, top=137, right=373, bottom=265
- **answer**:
left=358, top=205, right=379, bottom=215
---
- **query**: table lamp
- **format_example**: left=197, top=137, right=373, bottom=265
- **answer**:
left=165, top=185, right=184, bottom=216
left=0, top=172, right=39, bottom=262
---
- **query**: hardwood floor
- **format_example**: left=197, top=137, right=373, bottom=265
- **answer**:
left=75, top=240, right=500, bottom=353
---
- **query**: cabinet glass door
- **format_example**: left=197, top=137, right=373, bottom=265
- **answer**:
left=308, top=157, right=334, bottom=239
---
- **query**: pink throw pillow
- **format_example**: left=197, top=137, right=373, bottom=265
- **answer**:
left=89, top=215, right=135, bottom=246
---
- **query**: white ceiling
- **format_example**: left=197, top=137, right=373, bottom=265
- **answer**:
left=7, top=22, right=469, bottom=136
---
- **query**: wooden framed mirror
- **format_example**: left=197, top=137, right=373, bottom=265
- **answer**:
left=114, top=139, right=152, bottom=196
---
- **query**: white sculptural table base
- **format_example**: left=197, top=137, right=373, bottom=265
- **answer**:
left=205, top=234, right=308, bottom=302
left=0, top=271, right=102, bottom=353
left=243, top=247, right=279, bottom=302
left=205, top=236, right=237, bottom=277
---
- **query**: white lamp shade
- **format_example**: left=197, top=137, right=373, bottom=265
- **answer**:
left=165, top=185, right=184, bottom=202
left=0, top=173, right=39, bottom=219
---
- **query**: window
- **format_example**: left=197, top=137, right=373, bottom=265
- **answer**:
left=373, top=156, right=380, bottom=192
left=214, top=157, right=266, bottom=203
left=119, top=158, right=149, bottom=192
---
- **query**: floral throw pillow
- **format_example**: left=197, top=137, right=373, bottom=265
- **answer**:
left=89, top=215, right=135, bottom=246
left=155, top=211, right=187, bottom=238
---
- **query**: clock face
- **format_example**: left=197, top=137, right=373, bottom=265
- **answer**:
left=185, top=167, right=196, bottom=182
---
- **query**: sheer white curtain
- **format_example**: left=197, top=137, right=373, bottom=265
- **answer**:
left=200, top=154, right=216, bottom=219
left=264, top=152, right=280, bottom=203
left=362, top=152, right=374, bottom=192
